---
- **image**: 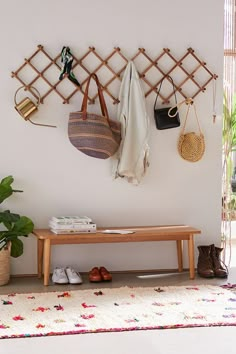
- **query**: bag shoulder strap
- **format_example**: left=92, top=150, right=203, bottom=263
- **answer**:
left=181, top=99, right=202, bottom=135
left=81, top=73, right=109, bottom=121
left=154, top=75, right=178, bottom=109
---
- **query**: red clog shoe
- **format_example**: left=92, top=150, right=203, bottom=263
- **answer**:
left=89, top=267, right=102, bottom=282
left=99, top=266, right=112, bottom=281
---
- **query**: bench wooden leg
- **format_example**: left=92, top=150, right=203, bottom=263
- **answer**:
left=43, top=239, right=51, bottom=286
left=37, top=239, right=44, bottom=278
left=188, top=234, right=195, bottom=280
left=176, top=240, right=183, bottom=272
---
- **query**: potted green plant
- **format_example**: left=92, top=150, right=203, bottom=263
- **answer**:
left=0, top=175, right=34, bottom=285
left=222, top=94, right=236, bottom=221
left=223, top=94, right=236, bottom=180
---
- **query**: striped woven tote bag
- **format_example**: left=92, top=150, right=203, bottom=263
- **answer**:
left=68, top=73, right=121, bottom=159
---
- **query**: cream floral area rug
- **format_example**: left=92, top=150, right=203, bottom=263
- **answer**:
left=1, top=284, right=236, bottom=339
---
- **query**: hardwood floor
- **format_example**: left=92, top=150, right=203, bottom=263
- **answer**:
left=1, top=267, right=235, bottom=295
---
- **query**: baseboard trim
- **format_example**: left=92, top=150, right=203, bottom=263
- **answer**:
left=11, top=268, right=191, bottom=278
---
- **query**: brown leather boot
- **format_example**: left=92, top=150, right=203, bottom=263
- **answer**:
left=211, top=244, right=228, bottom=278
left=197, top=245, right=214, bottom=278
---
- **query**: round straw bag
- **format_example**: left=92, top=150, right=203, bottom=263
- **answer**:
left=178, top=100, right=205, bottom=162
left=0, top=243, right=11, bottom=286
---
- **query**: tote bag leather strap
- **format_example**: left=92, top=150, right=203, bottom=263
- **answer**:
left=154, top=75, right=178, bottom=109
left=81, top=73, right=110, bottom=122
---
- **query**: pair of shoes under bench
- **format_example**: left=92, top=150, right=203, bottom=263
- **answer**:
left=52, top=267, right=83, bottom=284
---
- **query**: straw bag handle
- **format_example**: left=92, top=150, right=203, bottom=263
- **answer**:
left=180, top=98, right=202, bottom=135
left=168, top=98, right=187, bottom=117
left=81, top=73, right=109, bottom=121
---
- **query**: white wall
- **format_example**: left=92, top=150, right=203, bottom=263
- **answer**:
left=0, top=0, right=224, bottom=275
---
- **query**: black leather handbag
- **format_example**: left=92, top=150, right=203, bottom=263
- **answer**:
left=154, top=76, right=180, bottom=130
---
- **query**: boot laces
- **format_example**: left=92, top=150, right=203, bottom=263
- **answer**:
left=200, top=255, right=213, bottom=269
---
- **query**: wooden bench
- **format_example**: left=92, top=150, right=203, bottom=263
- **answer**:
left=33, top=225, right=201, bottom=286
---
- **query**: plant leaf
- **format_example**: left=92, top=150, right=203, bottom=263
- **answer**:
left=10, top=238, right=23, bottom=258
left=0, top=176, right=14, bottom=203
left=0, top=210, right=20, bottom=230
left=0, top=176, right=34, bottom=257
left=1, top=176, right=14, bottom=187
left=0, top=175, right=23, bottom=203
left=11, top=216, right=34, bottom=235
left=0, top=185, right=13, bottom=204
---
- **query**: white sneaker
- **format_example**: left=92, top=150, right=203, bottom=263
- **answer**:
left=65, top=266, right=83, bottom=284
left=52, top=267, right=68, bottom=284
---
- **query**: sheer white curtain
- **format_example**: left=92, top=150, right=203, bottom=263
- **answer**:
left=224, top=0, right=236, bottom=102
left=222, top=0, right=236, bottom=265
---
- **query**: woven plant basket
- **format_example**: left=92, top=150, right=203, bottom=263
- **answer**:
left=0, top=243, right=11, bottom=286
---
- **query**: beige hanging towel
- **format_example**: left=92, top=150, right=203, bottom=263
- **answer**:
left=112, top=61, right=150, bottom=185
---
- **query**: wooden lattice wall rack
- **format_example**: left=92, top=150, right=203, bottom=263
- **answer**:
left=11, top=45, right=218, bottom=105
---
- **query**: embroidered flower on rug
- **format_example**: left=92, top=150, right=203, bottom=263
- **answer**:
left=54, top=319, right=66, bottom=323
left=228, top=298, right=236, bottom=302
left=58, top=292, right=71, bottom=298
left=2, top=300, right=13, bottom=305
left=33, top=307, right=50, bottom=312
left=36, top=324, right=45, bottom=328
left=74, top=323, right=86, bottom=327
left=125, top=318, right=139, bottom=323
left=186, top=287, right=199, bottom=291
left=198, top=298, right=216, bottom=302
left=13, top=315, right=24, bottom=321
left=54, top=304, right=64, bottom=311
left=0, top=324, right=10, bottom=329
left=27, top=296, right=35, bottom=299
left=225, top=307, right=236, bottom=310
left=81, top=302, right=96, bottom=308
left=7, top=293, right=16, bottom=297
left=184, top=314, right=206, bottom=320
left=169, top=302, right=182, bottom=305
left=221, top=283, right=236, bottom=289
left=130, top=294, right=135, bottom=298
left=94, top=291, right=104, bottom=296
left=152, top=302, right=165, bottom=306
left=223, top=313, right=236, bottom=318
left=154, top=288, right=165, bottom=293
left=80, top=314, right=95, bottom=320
